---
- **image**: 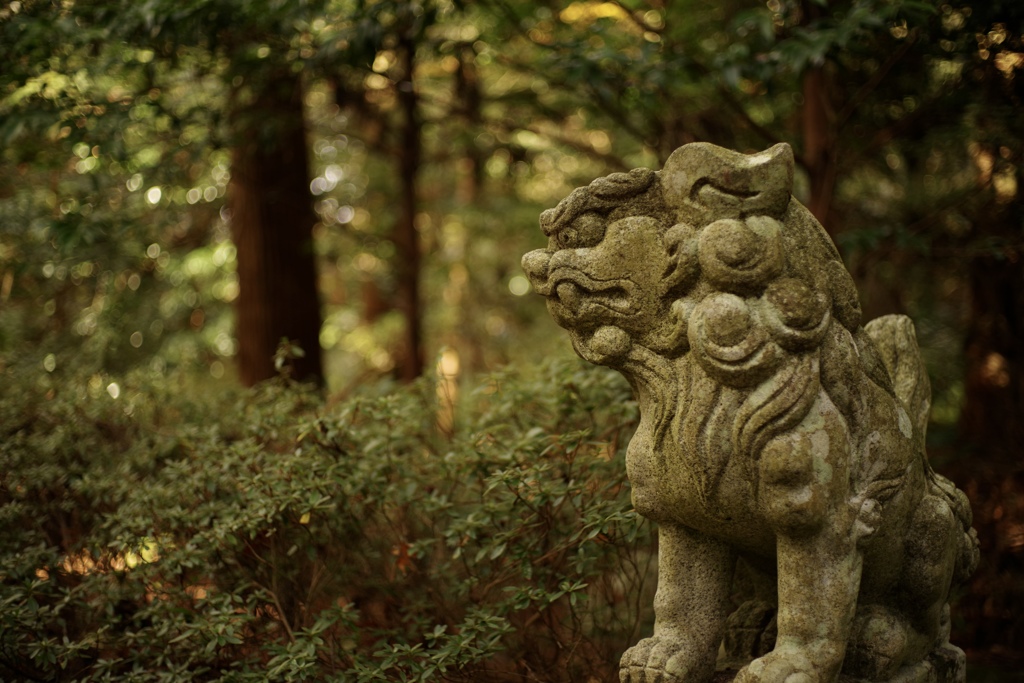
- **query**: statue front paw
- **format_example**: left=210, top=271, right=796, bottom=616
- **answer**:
left=619, top=636, right=711, bottom=683
left=733, top=644, right=820, bottom=683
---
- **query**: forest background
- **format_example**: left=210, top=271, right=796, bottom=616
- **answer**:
left=1, top=0, right=1022, bottom=680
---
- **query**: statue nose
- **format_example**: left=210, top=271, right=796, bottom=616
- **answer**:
left=521, top=249, right=552, bottom=289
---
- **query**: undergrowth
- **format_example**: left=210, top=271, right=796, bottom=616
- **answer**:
left=0, top=358, right=654, bottom=682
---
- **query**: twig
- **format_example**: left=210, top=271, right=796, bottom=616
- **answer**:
left=606, top=0, right=663, bottom=35
left=837, top=29, right=918, bottom=128
left=715, top=85, right=788, bottom=151
left=253, top=580, right=296, bottom=643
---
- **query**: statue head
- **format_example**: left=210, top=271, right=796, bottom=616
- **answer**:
left=523, top=142, right=861, bottom=384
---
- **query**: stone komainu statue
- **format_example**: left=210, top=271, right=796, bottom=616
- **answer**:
left=521, top=143, right=979, bottom=683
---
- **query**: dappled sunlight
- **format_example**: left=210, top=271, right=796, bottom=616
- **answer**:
left=51, top=541, right=160, bottom=578
left=435, top=347, right=460, bottom=434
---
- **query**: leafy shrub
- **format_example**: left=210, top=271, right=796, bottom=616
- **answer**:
left=0, top=358, right=654, bottom=681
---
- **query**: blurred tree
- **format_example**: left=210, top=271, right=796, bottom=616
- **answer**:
left=138, top=1, right=329, bottom=386
left=1, top=0, right=327, bottom=385
left=328, top=0, right=442, bottom=382
left=228, top=64, right=323, bottom=386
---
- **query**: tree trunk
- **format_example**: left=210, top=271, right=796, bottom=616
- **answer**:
left=456, top=44, right=484, bottom=204
left=229, top=69, right=323, bottom=386
left=393, top=37, right=424, bottom=382
left=799, top=26, right=903, bottom=321
left=948, top=179, right=1024, bottom=657
left=798, top=0, right=838, bottom=232
left=959, top=259, right=1024, bottom=452
left=801, top=65, right=837, bottom=230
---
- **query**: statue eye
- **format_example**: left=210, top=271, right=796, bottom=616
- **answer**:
left=558, top=228, right=580, bottom=249
left=558, top=213, right=605, bottom=249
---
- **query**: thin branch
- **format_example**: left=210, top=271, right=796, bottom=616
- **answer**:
left=242, top=538, right=273, bottom=568
left=490, top=47, right=657, bottom=150
left=606, top=0, right=663, bottom=35
left=585, top=84, right=658, bottom=151
left=836, top=29, right=919, bottom=127
left=480, top=3, right=658, bottom=151
left=715, top=85, right=788, bottom=152
left=496, top=119, right=631, bottom=172
left=859, top=95, right=946, bottom=156
left=684, top=57, right=791, bottom=162
left=303, top=561, right=328, bottom=617
left=252, top=580, right=296, bottom=643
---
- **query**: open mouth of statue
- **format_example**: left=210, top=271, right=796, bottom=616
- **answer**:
left=547, top=269, right=635, bottom=319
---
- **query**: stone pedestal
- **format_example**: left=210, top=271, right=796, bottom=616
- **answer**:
left=715, top=645, right=966, bottom=683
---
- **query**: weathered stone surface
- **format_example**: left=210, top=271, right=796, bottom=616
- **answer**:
left=522, top=142, right=979, bottom=683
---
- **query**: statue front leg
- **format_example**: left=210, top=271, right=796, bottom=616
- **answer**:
left=735, top=532, right=862, bottom=683
left=621, top=523, right=737, bottom=683
left=736, top=429, right=862, bottom=683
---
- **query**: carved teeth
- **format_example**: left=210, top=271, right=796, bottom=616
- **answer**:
left=557, top=282, right=581, bottom=311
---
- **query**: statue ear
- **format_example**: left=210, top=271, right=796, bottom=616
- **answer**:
left=662, top=142, right=794, bottom=225
left=661, top=223, right=700, bottom=295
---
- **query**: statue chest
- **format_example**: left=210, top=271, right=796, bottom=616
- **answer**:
left=626, top=413, right=777, bottom=554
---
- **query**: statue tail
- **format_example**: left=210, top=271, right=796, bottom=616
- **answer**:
left=864, top=315, right=979, bottom=585
left=863, top=315, right=930, bottom=446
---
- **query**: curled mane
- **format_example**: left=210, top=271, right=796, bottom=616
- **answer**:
left=539, top=168, right=659, bottom=237
left=658, top=196, right=899, bottom=501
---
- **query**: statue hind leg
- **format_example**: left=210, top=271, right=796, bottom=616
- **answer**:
left=843, top=492, right=968, bottom=682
